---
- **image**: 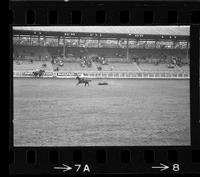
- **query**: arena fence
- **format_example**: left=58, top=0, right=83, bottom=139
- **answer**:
left=13, top=70, right=190, bottom=79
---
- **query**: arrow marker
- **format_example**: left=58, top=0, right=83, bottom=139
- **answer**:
left=54, top=164, right=72, bottom=172
left=151, top=163, right=169, bottom=171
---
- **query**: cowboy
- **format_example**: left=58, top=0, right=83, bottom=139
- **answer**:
left=80, top=73, right=85, bottom=81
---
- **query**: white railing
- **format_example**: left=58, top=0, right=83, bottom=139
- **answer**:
left=13, top=70, right=190, bottom=79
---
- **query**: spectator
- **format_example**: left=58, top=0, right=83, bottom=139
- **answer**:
left=97, top=66, right=102, bottom=71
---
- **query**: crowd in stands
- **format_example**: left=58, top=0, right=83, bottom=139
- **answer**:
left=79, top=55, right=109, bottom=69
left=13, top=45, right=188, bottom=63
left=80, top=56, right=92, bottom=68
left=91, top=56, right=108, bottom=65
left=13, top=43, right=189, bottom=73
left=50, top=58, right=64, bottom=71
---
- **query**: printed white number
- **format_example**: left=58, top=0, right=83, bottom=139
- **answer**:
left=74, top=164, right=81, bottom=172
left=74, top=164, right=90, bottom=173
left=173, top=164, right=180, bottom=171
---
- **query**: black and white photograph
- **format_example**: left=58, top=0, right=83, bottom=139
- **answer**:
left=13, top=26, right=190, bottom=146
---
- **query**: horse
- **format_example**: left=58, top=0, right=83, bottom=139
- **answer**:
left=33, top=69, right=45, bottom=77
left=76, top=76, right=91, bottom=86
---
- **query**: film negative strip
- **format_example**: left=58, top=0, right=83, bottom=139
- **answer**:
left=9, top=0, right=200, bottom=175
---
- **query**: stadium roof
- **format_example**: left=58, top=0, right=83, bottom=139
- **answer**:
left=13, top=26, right=189, bottom=36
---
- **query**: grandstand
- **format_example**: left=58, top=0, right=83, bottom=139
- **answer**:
left=13, top=26, right=190, bottom=78
left=139, top=63, right=182, bottom=72
left=14, top=60, right=53, bottom=71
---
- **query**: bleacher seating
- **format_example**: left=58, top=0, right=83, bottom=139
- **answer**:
left=64, top=47, right=126, bottom=61
left=13, top=59, right=189, bottom=73
left=139, top=63, right=181, bottom=72
left=180, top=65, right=190, bottom=72
left=47, top=46, right=63, bottom=57
left=14, top=46, right=50, bottom=58
left=13, top=45, right=189, bottom=64
left=13, top=60, right=53, bottom=71
left=53, top=62, right=96, bottom=71
left=129, top=49, right=188, bottom=64
left=97, top=63, right=139, bottom=71
left=13, top=45, right=189, bottom=74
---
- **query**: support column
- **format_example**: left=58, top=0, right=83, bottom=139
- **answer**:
left=30, top=35, right=32, bottom=45
left=155, top=40, right=157, bottom=49
left=58, top=36, right=60, bottom=46
left=63, top=36, right=66, bottom=60
left=126, top=38, right=129, bottom=62
left=44, top=36, right=46, bottom=46
left=98, top=37, right=100, bottom=48
left=43, top=36, right=45, bottom=46
left=28, top=35, right=31, bottom=45
left=38, top=34, right=40, bottom=46
left=117, top=38, right=119, bottom=48
left=186, top=41, right=189, bottom=64
left=19, top=35, right=21, bottom=45
left=78, top=37, right=80, bottom=47
left=173, top=40, right=176, bottom=49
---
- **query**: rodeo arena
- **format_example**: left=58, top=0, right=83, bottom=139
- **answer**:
left=13, top=26, right=190, bottom=146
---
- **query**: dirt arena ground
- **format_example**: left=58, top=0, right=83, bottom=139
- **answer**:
left=13, top=78, right=190, bottom=146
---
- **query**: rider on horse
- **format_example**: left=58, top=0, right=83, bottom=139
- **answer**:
left=80, top=73, right=84, bottom=78
left=79, top=73, right=86, bottom=81
left=75, top=73, right=91, bottom=86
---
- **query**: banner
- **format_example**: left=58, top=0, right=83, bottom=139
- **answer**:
left=44, top=72, right=53, bottom=77
left=13, top=70, right=189, bottom=79
left=22, top=71, right=33, bottom=76
left=57, top=72, right=76, bottom=77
